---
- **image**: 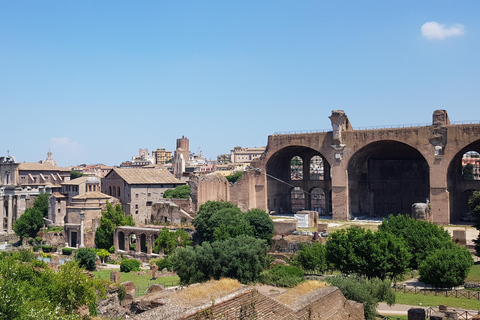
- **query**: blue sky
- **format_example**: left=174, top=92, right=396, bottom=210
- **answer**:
left=1, top=1, right=479, bottom=166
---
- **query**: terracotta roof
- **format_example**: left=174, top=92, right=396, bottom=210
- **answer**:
left=72, top=191, right=112, bottom=200
left=112, top=168, right=183, bottom=185
left=19, top=162, right=70, bottom=172
left=62, top=176, right=89, bottom=185
left=51, top=192, right=66, bottom=198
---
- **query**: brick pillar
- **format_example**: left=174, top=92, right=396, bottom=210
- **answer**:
left=330, top=164, right=349, bottom=220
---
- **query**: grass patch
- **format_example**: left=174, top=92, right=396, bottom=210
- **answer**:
left=93, top=269, right=179, bottom=296
left=466, top=263, right=480, bottom=282
left=276, top=280, right=328, bottom=306
left=176, top=278, right=242, bottom=305
left=395, top=292, right=480, bottom=310
left=376, top=315, right=408, bottom=320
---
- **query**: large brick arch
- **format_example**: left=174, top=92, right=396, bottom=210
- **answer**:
left=265, top=145, right=331, bottom=214
left=347, top=140, right=430, bottom=218
left=447, top=139, right=480, bottom=222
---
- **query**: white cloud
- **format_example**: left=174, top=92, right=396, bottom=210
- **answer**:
left=49, top=137, right=85, bottom=165
left=421, top=22, right=465, bottom=40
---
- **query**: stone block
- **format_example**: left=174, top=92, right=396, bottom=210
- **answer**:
left=444, top=311, right=458, bottom=320
left=317, top=223, right=328, bottom=233
left=120, top=281, right=136, bottom=306
left=452, top=230, right=466, bottom=246
left=110, top=271, right=121, bottom=283
left=273, top=219, right=297, bottom=235
left=147, top=283, right=164, bottom=294
left=408, top=308, right=426, bottom=320
left=431, top=312, right=446, bottom=320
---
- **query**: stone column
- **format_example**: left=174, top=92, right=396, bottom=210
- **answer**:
left=0, top=196, right=4, bottom=232
left=124, top=235, right=130, bottom=252
left=136, top=233, right=141, bottom=253
left=330, top=163, right=349, bottom=220
left=7, top=195, right=13, bottom=233
left=147, top=237, right=152, bottom=255
left=79, top=211, right=85, bottom=248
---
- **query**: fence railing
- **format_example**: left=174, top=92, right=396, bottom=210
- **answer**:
left=392, top=284, right=480, bottom=300
left=135, top=280, right=179, bottom=297
left=426, top=307, right=480, bottom=320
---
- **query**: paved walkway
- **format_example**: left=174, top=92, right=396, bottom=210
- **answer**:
left=377, top=303, right=422, bottom=316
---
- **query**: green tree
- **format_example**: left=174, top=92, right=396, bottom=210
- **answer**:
left=326, top=227, right=411, bottom=280
left=163, top=185, right=190, bottom=199
left=75, top=248, right=98, bottom=271
left=244, top=209, right=274, bottom=246
left=172, top=235, right=269, bottom=285
left=326, top=275, right=395, bottom=320
left=468, top=191, right=480, bottom=256
left=153, top=228, right=192, bottom=255
left=378, top=214, right=452, bottom=269
left=210, top=208, right=254, bottom=242
left=70, top=170, right=85, bottom=180
left=296, top=242, right=327, bottom=273
left=96, top=249, right=110, bottom=263
left=94, top=202, right=134, bottom=249
left=13, top=193, right=50, bottom=239
left=193, top=201, right=240, bottom=243
left=419, top=245, right=474, bottom=288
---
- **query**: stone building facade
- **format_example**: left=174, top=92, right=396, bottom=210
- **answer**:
left=102, top=168, right=184, bottom=226
left=0, top=152, right=70, bottom=234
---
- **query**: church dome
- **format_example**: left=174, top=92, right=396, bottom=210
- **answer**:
left=43, top=150, right=58, bottom=166
left=85, top=176, right=100, bottom=184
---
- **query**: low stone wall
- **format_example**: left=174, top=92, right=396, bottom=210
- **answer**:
left=0, top=233, right=20, bottom=244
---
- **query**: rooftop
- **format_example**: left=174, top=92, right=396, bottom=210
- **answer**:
left=112, top=167, right=183, bottom=185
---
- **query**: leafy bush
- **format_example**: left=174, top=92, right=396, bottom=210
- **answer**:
left=75, top=248, right=98, bottom=271
left=33, top=245, right=41, bottom=252
left=153, top=228, right=192, bottom=255
left=14, top=194, right=49, bottom=239
left=28, top=238, right=34, bottom=245
left=163, top=185, right=191, bottom=199
left=296, top=242, right=327, bottom=273
left=150, top=257, right=173, bottom=271
left=109, top=245, right=116, bottom=253
left=172, top=235, right=269, bottom=285
left=419, top=246, right=474, bottom=288
left=117, top=284, right=126, bottom=301
left=12, top=250, right=35, bottom=262
left=260, top=265, right=305, bottom=287
left=226, top=171, right=243, bottom=183
left=62, top=247, right=74, bottom=255
left=326, top=275, right=395, bottom=320
left=120, top=259, right=141, bottom=273
left=41, top=245, right=53, bottom=253
left=96, top=249, right=110, bottom=263
left=35, top=236, right=43, bottom=244
left=46, top=226, right=64, bottom=233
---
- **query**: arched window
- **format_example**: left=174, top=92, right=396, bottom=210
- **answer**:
left=309, top=156, right=324, bottom=180
left=290, top=156, right=303, bottom=180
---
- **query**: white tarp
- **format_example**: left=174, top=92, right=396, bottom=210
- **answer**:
left=294, top=213, right=309, bottom=228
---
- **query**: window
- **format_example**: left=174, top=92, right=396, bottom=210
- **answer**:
left=148, top=193, right=151, bottom=197
left=135, top=204, right=138, bottom=209
left=135, top=194, right=139, bottom=199
left=146, top=201, right=152, bottom=206
left=135, top=210, right=138, bottom=214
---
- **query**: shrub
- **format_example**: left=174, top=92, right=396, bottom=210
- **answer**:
left=12, top=250, right=35, bottom=262
left=117, top=284, right=126, bottom=301
left=419, top=246, right=474, bottom=288
left=28, top=238, right=34, bottom=245
left=41, top=245, right=53, bottom=253
left=150, top=257, right=173, bottom=271
left=260, top=265, right=305, bottom=288
left=96, top=249, right=110, bottom=263
left=120, top=259, right=141, bottom=273
left=326, top=275, right=395, bottom=320
left=62, top=247, right=74, bottom=255
left=75, top=248, right=98, bottom=271
left=33, top=245, right=41, bottom=252
left=35, top=236, right=43, bottom=244
left=109, top=245, right=115, bottom=253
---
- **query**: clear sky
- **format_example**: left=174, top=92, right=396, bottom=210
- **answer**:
left=1, top=1, right=479, bottom=166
